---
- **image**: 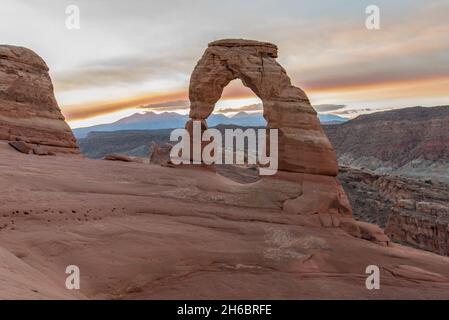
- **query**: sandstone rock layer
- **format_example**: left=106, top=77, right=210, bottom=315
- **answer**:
left=339, top=166, right=449, bottom=256
left=187, top=39, right=352, bottom=224
left=0, top=45, right=79, bottom=154
left=324, top=106, right=449, bottom=183
left=188, top=39, right=337, bottom=176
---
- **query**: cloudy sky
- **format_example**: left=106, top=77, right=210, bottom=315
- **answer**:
left=1, top=0, right=448, bottom=128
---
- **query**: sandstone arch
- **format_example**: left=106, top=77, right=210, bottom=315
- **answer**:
left=188, top=39, right=337, bottom=176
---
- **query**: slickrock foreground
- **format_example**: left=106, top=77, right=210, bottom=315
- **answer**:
left=0, top=45, right=79, bottom=154
left=1, top=142, right=449, bottom=299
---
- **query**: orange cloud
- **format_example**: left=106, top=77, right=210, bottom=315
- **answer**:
left=63, top=91, right=188, bottom=120
left=60, top=2, right=449, bottom=122
left=62, top=74, right=449, bottom=121
left=62, top=80, right=264, bottom=121
left=59, top=2, right=449, bottom=123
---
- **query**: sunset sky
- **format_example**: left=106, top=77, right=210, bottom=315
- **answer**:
left=1, top=0, right=448, bottom=128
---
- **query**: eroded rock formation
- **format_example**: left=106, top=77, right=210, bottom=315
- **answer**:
left=387, top=200, right=449, bottom=256
left=189, top=39, right=337, bottom=176
left=186, top=39, right=355, bottom=229
left=103, top=153, right=143, bottom=163
left=339, top=166, right=449, bottom=255
left=0, top=45, right=79, bottom=154
left=2, top=142, right=448, bottom=299
left=324, top=106, right=449, bottom=183
left=149, top=142, right=173, bottom=166
left=3, top=42, right=449, bottom=298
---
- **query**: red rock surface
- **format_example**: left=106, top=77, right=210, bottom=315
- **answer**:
left=103, top=153, right=143, bottom=163
left=0, top=45, right=79, bottom=154
left=386, top=200, right=449, bottom=256
left=338, top=167, right=449, bottom=256
left=8, top=141, right=33, bottom=154
left=1, top=142, right=449, bottom=299
left=188, top=39, right=338, bottom=176
left=185, top=39, right=350, bottom=231
left=149, top=142, right=173, bottom=166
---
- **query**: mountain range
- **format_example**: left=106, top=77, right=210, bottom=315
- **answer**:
left=78, top=105, right=449, bottom=184
left=73, top=111, right=347, bottom=138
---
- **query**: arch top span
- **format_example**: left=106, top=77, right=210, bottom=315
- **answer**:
left=187, top=39, right=338, bottom=176
left=208, top=39, right=278, bottom=57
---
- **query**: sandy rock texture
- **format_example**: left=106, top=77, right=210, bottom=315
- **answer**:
left=339, top=167, right=449, bottom=256
left=185, top=39, right=351, bottom=229
left=1, top=142, right=449, bottom=299
left=0, top=45, right=79, bottom=155
left=188, top=39, right=337, bottom=176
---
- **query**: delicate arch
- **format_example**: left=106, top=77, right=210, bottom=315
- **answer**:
left=188, top=39, right=338, bottom=176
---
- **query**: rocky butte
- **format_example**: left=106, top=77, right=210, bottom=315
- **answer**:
left=0, top=45, right=79, bottom=155
left=0, top=40, right=449, bottom=299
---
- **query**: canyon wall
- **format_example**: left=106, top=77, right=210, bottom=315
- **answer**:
left=339, top=167, right=449, bottom=255
left=324, top=106, right=449, bottom=183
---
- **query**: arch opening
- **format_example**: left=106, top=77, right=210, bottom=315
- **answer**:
left=211, top=79, right=265, bottom=183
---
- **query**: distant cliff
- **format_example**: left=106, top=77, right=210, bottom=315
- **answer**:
left=339, top=167, right=449, bottom=256
left=324, top=106, right=449, bottom=182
